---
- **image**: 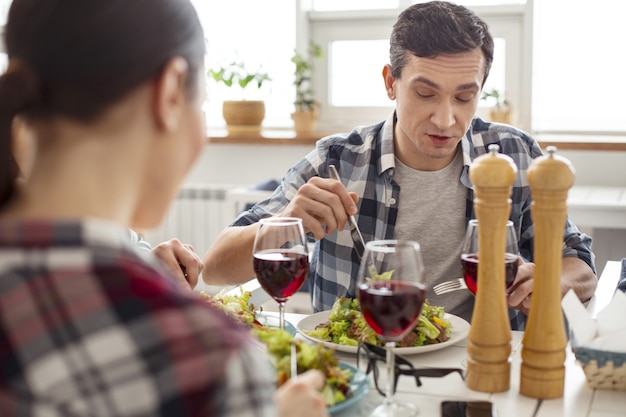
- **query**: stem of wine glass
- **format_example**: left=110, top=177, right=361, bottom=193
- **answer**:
left=278, top=301, right=286, bottom=330
left=384, top=341, right=396, bottom=410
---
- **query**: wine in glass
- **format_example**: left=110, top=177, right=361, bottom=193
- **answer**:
left=357, top=240, right=426, bottom=417
left=460, top=219, right=519, bottom=295
left=253, top=217, right=309, bottom=330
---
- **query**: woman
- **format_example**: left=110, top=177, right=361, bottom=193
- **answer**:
left=0, top=1, right=327, bottom=416
left=11, top=116, right=205, bottom=290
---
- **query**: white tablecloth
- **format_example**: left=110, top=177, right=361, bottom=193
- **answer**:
left=283, top=260, right=625, bottom=417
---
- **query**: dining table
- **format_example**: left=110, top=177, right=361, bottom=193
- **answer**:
left=277, top=260, right=626, bottom=417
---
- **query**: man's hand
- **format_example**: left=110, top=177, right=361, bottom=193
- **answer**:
left=506, top=257, right=597, bottom=316
left=507, top=260, right=535, bottom=315
left=279, top=176, right=359, bottom=240
left=152, top=238, right=203, bottom=290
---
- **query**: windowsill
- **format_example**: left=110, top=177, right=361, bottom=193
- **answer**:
left=206, top=129, right=326, bottom=146
left=206, top=130, right=626, bottom=151
left=535, top=134, right=626, bottom=151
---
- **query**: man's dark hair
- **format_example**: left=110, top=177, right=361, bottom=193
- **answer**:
left=390, top=1, right=494, bottom=84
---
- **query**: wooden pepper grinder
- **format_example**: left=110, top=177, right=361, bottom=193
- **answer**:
left=466, top=144, right=517, bottom=392
left=520, top=146, right=573, bottom=398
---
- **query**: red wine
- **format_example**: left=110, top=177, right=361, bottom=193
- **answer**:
left=357, top=280, right=426, bottom=342
left=460, top=252, right=519, bottom=295
left=253, top=249, right=309, bottom=302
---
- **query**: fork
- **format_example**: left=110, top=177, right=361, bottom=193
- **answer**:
left=328, top=165, right=366, bottom=259
left=432, top=278, right=467, bottom=295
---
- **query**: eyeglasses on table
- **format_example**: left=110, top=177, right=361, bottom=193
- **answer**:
left=356, top=341, right=465, bottom=396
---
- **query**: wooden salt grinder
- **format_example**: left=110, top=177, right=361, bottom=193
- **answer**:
left=466, top=144, right=517, bottom=392
left=520, top=146, right=573, bottom=399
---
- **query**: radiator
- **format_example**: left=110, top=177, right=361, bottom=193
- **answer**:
left=141, top=183, right=273, bottom=260
left=142, top=183, right=235, bottom=258
left=142, top=183, right=311, bottom=306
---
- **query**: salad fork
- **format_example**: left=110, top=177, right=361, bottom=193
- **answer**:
left=328, top=165, right=366, bottom=259
left=432, top=278, right=467, bottom=295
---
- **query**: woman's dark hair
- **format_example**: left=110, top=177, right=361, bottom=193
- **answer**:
left=390, top=1, right=494, bottom=83
left=0, top=0, right=206, bottom=207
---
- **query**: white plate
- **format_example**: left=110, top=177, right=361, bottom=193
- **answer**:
left=297, top=310, right=470, bottom=354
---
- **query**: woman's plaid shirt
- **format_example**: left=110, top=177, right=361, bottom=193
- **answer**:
left=0, top=219, right=275, bottom=417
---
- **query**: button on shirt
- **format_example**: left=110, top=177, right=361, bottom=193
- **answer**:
left=233, top=112, right=596, bottom=329
left=0, top=219, right=275, bottom=417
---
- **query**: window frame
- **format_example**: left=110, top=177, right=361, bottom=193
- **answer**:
left=299, top=2, right=533, bottom=132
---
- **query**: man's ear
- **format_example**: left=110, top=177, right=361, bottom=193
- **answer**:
left=153, top=57, right=189, bottom=132
left=382, top=64, right=396, bottom=100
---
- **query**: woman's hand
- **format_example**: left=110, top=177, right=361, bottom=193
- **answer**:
left=275, top=369, right=329, bottom=417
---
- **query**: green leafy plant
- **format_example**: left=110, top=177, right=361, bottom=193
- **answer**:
left=209, top=61, right=271, bottom=94
left=480, top=88, right=510, bottom=111
left=292, top=42, right=323, bottom=112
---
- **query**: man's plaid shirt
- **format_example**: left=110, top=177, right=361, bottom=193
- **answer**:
left=234, top=112, right=595, bottom=328
left=0, top=219, right=275, bottom=417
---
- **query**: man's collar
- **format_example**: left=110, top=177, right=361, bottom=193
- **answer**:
left=384, top=111, right=475, bottom=188
left=383, top=111, right=475, bottom=173
left=378, top=111, right=397, bottom=176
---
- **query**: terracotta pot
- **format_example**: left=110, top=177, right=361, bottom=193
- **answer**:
left=291, top=109, right=319, bottom=135
left=222, top=100, right=265, bottom=134
left=489, top=108, right=512, bottom=124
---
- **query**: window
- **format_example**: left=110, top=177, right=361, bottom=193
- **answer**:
left=532, top=0, right=626, bottom=134
left=191, top=0, right=296, bottom=129
left=189, top=1, right=529, bottom=133
left=0, top=0, right=11, bottom=72
left=306, top=2, right=529, bottom=131
left=0, top=0, right=9, bottom=26
left=329, top=40, right=390, bottom=107
left=4, top=1, right=624, bottom=139
left=312, top=0, right=400, bottom=11
left=311, top=0, right=527, bottom=11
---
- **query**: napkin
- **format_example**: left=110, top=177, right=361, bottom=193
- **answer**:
left=561, top=289, right=626, bottom=353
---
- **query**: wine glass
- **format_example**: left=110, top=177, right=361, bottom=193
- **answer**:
left=357, top=240, right=426, bottom=417
left=460, top=219, right=519, bottom=295
left=252, top=217, right=309, bottom=330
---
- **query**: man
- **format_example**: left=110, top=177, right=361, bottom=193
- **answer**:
left=202, top=1, right=596, bottom=329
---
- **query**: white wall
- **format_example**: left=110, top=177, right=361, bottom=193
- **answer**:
left=184, top=143, right=316, bottom=186
left=556, top=150, right=626, bottom=187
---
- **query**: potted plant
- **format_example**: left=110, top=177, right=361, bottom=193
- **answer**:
left=291, top=42, right=322, bottom=135
left=209, top=61, right=271, bottom=134
left=481, top=88, right=512, bottom=124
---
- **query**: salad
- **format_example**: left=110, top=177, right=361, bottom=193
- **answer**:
left=199, top=288, right=354, bottom=407
left=199, top=287, right=262, bottom=328
left=253, top=327, right=353, bottom=406
left=305, top=297, right=452, bottom=348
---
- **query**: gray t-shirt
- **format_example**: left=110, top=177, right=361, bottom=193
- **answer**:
left=393, top=148, right=474, bottom=322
